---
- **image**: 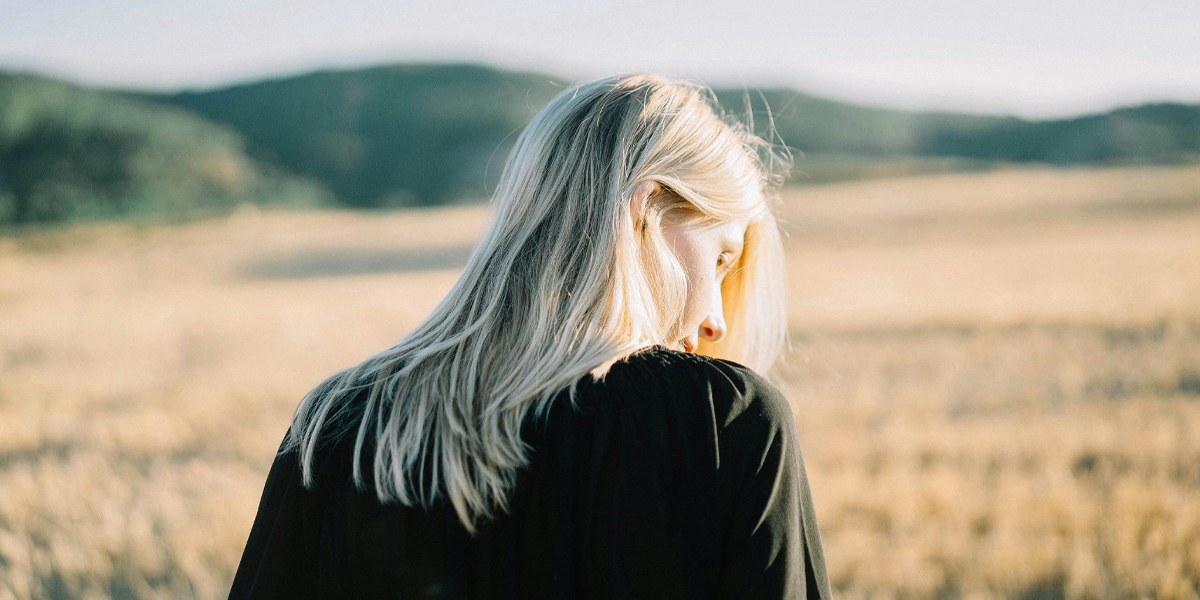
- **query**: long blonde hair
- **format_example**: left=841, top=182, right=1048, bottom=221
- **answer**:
left=284, top=72, right=794, bottom=533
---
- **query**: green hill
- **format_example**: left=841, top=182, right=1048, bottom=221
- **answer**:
left=712, top=87, right=1200, bottom=163
left=152, top=63, right=1198, bottom=208
left=0, top=71, right=332, bottom=227
left=3, top=62, right=1198, bottom=226
left=918, top=102, right=1200, bottom=162
left=151, top=64, right=567, bottom=209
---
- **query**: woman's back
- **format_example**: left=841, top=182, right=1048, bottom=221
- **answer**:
left=228, top=345, right=832, bottom=599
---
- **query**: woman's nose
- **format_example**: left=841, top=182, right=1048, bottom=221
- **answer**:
left=700, top=314, right=726, bottom=342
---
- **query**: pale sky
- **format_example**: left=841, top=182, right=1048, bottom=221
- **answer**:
left=2, top=0, right=1198, bottom=119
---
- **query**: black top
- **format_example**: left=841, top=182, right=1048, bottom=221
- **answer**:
left=228, top=344, right=832, bottom=599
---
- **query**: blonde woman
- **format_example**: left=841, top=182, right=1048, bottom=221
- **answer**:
left=228, top=73, right=831, bottom=600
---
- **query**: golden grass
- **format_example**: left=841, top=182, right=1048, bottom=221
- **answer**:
left=1, top=164, right=1199, bottom=599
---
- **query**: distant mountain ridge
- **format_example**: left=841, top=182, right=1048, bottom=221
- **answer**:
left=148, top=64, right=1200, bottom=206
left=2, top=62, right=1198, bottom=225
left=711, top=88, right=1200, bottom=162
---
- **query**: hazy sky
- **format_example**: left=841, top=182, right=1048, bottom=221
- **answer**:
left=2, top=0, right=1197, bottom=119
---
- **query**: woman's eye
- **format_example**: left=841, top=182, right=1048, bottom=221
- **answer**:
left=717, top=252, right=731, bottom=270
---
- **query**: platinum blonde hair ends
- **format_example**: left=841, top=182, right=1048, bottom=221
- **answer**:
left=283, top=73, right=794, bottom=533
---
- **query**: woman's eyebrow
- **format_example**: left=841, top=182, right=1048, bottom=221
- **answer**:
left=725, top=237, right=745, bottom=256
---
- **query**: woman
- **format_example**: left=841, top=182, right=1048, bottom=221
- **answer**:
left=228, top=73, right=832, bottom=599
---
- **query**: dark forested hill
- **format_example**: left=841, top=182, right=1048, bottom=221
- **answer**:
left=2, top=62, right=1198, bottom=226
left=149, top=64, right=566, bottom=209
left=0, top=72, right=332, bottom=227
left=711, top=88, right=1200, bottom=162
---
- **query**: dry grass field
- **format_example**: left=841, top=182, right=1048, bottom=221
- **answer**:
left=1, top=164, right=1199, bottom=600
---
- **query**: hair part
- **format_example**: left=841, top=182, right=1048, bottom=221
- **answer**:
left=283, top=72, right=794, bottom=534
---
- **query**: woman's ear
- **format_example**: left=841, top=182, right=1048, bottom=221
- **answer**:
left=629, top=181, right=661, bottom=233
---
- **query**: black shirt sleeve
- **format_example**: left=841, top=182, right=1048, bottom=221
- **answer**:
left=713, top=364, right=833, bottom=600
left=227, top=429, right=318, bottom=599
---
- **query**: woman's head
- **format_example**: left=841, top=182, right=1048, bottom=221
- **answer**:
left=285, top=73, right=793, bottom=534
left=478, top=72, right=791, bottom=371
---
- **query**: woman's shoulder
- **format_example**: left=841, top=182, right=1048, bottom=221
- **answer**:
left=606, top=345, right=794, bottom=433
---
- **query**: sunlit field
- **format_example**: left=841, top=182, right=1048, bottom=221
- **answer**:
left=2, top=164, right=1199, bottom=600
